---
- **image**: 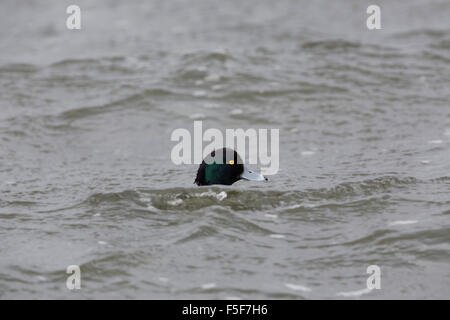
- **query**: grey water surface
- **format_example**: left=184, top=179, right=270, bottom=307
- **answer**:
left=0, top=0, right=449, bottom=299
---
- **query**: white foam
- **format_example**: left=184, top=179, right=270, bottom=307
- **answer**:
left=168, top=198, right=183, bottom=206
left=270, top=234, right=286, bottom=239
left=285, top=283, right=312, bottom=292
left=201, top=283, right=217, bottom=289
left=336, top=288, right=372, bottom=297
left=420, top=160, right=430, bottom=164
left=428, top=140, right=443, bottom=144
left=264, top=214, right=278, bottom=219
left=389, top=220, right=418, bottom=226
left=193, top=90, right=207, bottom=97
left=141, top=197, right=158, bottom=211
left=98, top=241, right=108, bottom=245
left=216, top=191, right=227, bottom=201
left=230, top=108, right=243, bottom=115
left=197, top=190, right=227, bottom=201
left=287, top=203, right=315, bottom=210
left=158, top=277, right=169, bottom=283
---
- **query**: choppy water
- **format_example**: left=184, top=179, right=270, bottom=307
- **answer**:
left=1, top=0, right=449, bottom=299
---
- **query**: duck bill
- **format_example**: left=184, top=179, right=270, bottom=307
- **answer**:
left=240, top=166, right=267, bottom=181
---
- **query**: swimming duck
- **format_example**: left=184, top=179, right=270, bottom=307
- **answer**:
left=194, top=148, right=267, bottom=186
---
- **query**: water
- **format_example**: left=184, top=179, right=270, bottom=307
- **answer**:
left=0, top=0, right=449, bottom=299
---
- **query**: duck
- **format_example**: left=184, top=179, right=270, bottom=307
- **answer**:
left=194, top=148, right=267, bottom=186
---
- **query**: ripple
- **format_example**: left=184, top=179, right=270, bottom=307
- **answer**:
left=58, top=89, right=171, bottom=120
left=392, top=29, right=447, bottom=40
left=181, top=50, right=235, bottom=64
left=285, top=283, right=312, bottom=292
left=0, top=63, right=38, bottom=74
left=76, top=175, right=423, bottom=215
left=301, top=39, right=361, bottom=51
left=389, top=220, right=418, bottom=226
left=336, top=288, right=373, bottom=298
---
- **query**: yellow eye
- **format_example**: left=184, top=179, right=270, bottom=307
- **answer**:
left=228, top=160, right=234, bottom=165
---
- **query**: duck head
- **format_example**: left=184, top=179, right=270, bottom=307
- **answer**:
left=194, top=148, right=267, bottom=186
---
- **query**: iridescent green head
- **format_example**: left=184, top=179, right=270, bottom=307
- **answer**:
left=194, top=148, right=267, bottom=186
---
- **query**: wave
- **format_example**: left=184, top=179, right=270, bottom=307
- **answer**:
left=181, top=51, right=235, bottom=64
left=0, top=63, right=38, bottom=74
left=392, top=28, right=448, bottom=40
left=431, top=39, right=450, bottom=50
left=71, top=175, right=422, bottom=216
left=58, top=89, right=172, bottom=121
left=301, top=39, right=361, bottom=51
